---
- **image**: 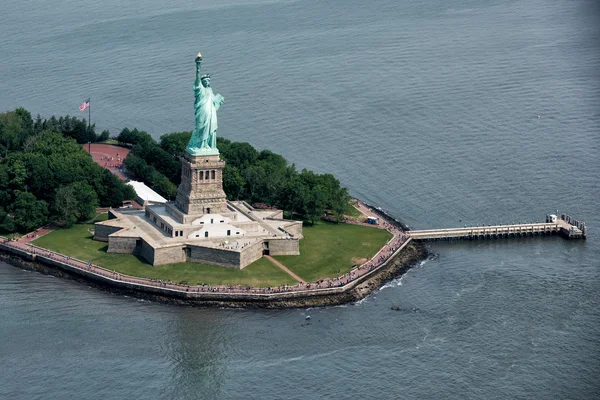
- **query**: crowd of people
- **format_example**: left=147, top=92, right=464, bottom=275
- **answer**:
left=99, top=154, right=123, bottom=170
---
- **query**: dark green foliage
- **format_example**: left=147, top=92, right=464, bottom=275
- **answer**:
left=0, top=108, right=36, bottom=156
left=218, top=140, right=259, bottom=169
left=72, top=181, right=100, bottom=221
left=0, top=109, right=136, bottom=232
left=10, top=191, right=49, bottom=232
left=222, top=165, right=244, bottom=200
left=133, top=131, right=351, bottom=221
left=0, top=207, right=15, bottom=232
left=41, top=114, right=97, bottom=144
left=0, top=114, right=349, bottom=228
left=123, top=153, right=177, bottom=199
left=1, top=110, right=99, bottom=146
left=122, top=130, right=181, bottom=198
left=160, top=131, right=191, bottom=157
left=52, top=182, right=99, bottom=227
left=130, top=141, right=180, bottom=183
left=52, top=186, right=79, bottom=227
left=98, top=130, right=110, bottom=142
left=117, top=127, right=153, bottom=145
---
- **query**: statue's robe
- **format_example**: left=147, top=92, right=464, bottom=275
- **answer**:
left=186, top=81, right=223, bottom=152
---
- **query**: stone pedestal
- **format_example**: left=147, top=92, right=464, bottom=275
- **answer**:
left=171, top=152, right=227, bottom=222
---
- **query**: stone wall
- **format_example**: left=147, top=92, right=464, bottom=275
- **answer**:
left=268, top=238, right=300, bottom=256
left=269, top=210, right=283, bottom=219
left=94, top=224, right=122, bottom=242
left=239, top=240, right=263, bottom=268
left=153, top=245, right=185, bottom=266
left=0, top=243, right=35, bottom=261
left=0, top=236, right=428, bottom=308
left=283, top=221, right=303, bottom=237
left=107, top=236, right=139, bottom=254
left=188, top=245, right=241, bottom=269
left=138, top=239, right=156, bottom=265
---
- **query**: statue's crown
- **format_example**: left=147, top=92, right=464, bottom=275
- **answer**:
left=200, top=74, right=211, bottom=80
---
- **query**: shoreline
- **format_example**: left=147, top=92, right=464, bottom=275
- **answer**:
left=0, top=200, right=428, bottom=309
left=359, top=200, right=410, bottom=231
left=0, top=240, right=427, bottom=309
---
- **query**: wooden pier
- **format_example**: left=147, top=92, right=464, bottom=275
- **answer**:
left=409, top=213, right=586, bottom=242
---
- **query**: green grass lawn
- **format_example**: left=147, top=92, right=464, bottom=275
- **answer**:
left=274, top=222, right=391, bottom=282
left=344, top=200, right=362, bottom=217
left=89, top=213, right=108, bottom=222
left=32, top=219, right=390, bottom=286
left=32, top=223, right=295, bottom=287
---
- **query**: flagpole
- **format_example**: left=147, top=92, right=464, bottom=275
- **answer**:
left=88, top=97, right=91, bottom=132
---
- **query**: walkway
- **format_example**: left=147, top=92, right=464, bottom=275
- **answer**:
left=409, top=215, right=586, bottom=241
left=264, top=255, right=304, bottom=283
left=83, top=143, right=130, bottom=181
left=0, top=202, right=411, bottom=296
left=17, top=226, right=55, bottom=244
left=0, top=223, right=409, bottom=296
left=348, top=200, right=387, bottom=228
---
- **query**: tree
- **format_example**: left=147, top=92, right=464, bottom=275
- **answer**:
left=56, top=115, right=96, bottom=143
left=243, top=164, right=268, bottom=203
left=9, top=191, right=48, bottom=232
left=7, top=158, right=27, bottom=193
left=258, top=149, right=287, bottom=170
left=98, top=130, right=110, bottom=142
left=305, top=185, right=328, bottom=225
left=331, top=187, right=350, bottom=223
left=123, top=153, right=176, bottom=199
left=117, top=127, right=153, bottom=145
left=0, top=214, right=15, bottom=233
left=131, top=141, right=180, bottom=183
left=13, top=108, right=33, bottom=138
left=279, top=175, right=308, bottom=217
left=223, top=165, right=245, bottom=200
left=72, top=181, right=99, bottom=221
left=0, top=110, right=28, bottom=156
left=160, top=131, right=191, bottom=157
left=0, top=207, right=15, bottom=232
left=52, top=186, right=78, bottom=227
left=151, top=173, right=178, bottom=199
left=219, top=141, right=258, bottom=169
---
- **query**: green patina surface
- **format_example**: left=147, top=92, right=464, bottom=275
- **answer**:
left=185, top=54, right=223, bottom=156
left=32, top=217, right=390, bottom=286
left=274, top=222, right=391, bottom=282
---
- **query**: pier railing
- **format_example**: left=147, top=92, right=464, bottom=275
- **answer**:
left=409, top=214, right=586, bottom=241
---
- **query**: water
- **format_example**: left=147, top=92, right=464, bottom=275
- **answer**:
left=1, top=0, right=599, bottom=398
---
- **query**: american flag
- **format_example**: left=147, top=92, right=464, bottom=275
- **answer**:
left=79, top=98, right=90, bottom=112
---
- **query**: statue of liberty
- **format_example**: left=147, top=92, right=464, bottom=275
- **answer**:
left=186, top=53, right=225, bottom=155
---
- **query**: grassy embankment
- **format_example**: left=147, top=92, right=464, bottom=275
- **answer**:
left=33, top=215, right=390, bottom=287
left=274, top=222, right=391, bottom=282
left=344, top=200, right=362, bottom=218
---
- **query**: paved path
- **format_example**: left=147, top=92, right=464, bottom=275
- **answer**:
left=17, top=226, right=55, bottom=243
left=264, top=255, right=304, bottom=283
left=0, top=205, right=411, bottom=295
left=83, top=143, right=130, bottom=181
left=348, top=200, right=387, bottom=228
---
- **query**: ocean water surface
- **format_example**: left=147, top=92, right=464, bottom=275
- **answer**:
left=0, top=0, right=598, bottom=398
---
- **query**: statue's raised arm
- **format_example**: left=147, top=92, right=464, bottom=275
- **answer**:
left=185, top=52, right=224, bottom=156
left=194, top=53, right=204, bottom=90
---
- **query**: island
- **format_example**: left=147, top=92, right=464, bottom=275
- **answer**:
left=0, top=54, right=427, bottom=308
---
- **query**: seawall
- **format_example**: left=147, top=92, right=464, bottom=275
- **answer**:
left=0, top=240, right=427, bottom=309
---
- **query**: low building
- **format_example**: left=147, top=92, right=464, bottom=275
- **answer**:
left=127, top=180, right=168, bottom=206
